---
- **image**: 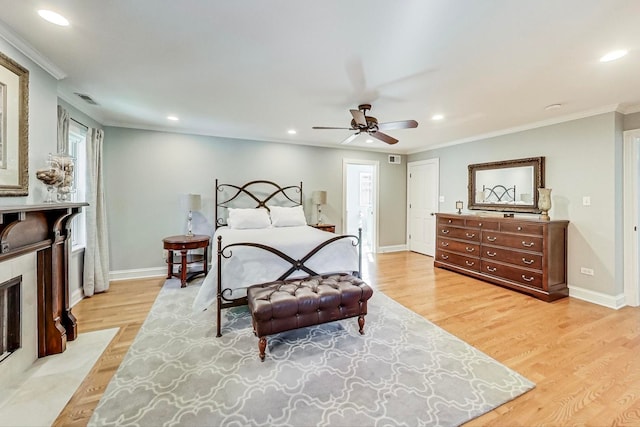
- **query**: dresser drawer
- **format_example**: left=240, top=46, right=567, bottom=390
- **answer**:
left=482, top=246, right=542, bottom=270
left=438, top=216, right=465, bottom=226
left=438, top=238, right=480, bottom=256
left=436, top=250, right=480, bottom=271
left=481, top=261, right=543, bottom=288
left=500, top=222, right=544, bottom=235
left=482, top=231, right=543, bottom=252
left=465, top=219, right=499, bottom=230
left=438, top=226, right=480, bottom=242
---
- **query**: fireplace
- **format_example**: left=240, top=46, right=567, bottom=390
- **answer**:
left=0, top=276, right=21, bottom=363
left=0, top=202, right=85, bottom=381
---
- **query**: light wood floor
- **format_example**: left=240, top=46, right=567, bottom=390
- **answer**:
left=54, top=251, right=640, bottom=426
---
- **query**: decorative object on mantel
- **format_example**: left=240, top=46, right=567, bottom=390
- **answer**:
left=186, top=193, right=201, bottom=236
left=312, top=190, right=327, bottom=224
left=456, top=200, right=463, bottom=214
left=538, top=187, right=552, bottom=221
left=35, top=153, right=74, bottom=203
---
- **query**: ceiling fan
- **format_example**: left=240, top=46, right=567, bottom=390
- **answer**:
left=312, top=104, right=418, bottom=145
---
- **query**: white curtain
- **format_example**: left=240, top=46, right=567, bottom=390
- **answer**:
left=57, top=105, right=69, bottom=154
left=83, top=128, right=110, bottom=296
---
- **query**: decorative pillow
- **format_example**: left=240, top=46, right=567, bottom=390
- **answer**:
left=227, top=208, right=271, bottom=229
left=269, top=205, right=307, bottom=227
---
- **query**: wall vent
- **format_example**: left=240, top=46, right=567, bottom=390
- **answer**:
left=74, top=92, right=98, bottom=105
left=388, top=155, right=401, bottom=164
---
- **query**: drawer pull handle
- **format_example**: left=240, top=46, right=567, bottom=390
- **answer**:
left=522, top=275, right=534, bottom=282
left=441, top=242, right=449, bottom=247
left=441, top=254, right=449, bottom=260
left=478, top=222, right=482, bottom=226
left=522, top=241, right=535, bottom=247
left=465, top=261, right=475, bottom=266
left=465, top=233, right=475, bottom=238
left=486, top=236, right=497, bottom=242
left=517, top=226, right=523, bottom=231
left=486, top=266, right=497, bottom=272
left=465, top=247, right=475, bottom=252
left=486, top=251, right=497, bottom=257
left=448, top=219, right=452, bottom=223
left=441, top=229, right=450, bottom=234
left=522, top=258, right=534, bottom=265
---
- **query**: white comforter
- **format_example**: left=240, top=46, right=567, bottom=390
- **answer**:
left=192, top=226, right=359, bottom=311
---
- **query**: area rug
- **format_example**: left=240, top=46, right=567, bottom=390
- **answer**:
left=89, top=279, right=534, bottom=427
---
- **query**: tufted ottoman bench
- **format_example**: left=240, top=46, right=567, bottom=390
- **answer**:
left=246, top=273, right=373, bottom=361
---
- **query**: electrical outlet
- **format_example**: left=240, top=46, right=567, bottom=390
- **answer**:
left=582, top=196, right=591, bottom=206
left=439, top=196, right=445, bottom=203
left=580, top=267, right=594, bottom=276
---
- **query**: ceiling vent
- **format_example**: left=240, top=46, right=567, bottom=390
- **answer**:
left=74, top=92, right=98, bottom=105
left=388, top=155, right=401, bottom=164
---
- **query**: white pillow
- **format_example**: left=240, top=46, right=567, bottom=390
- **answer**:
left=227, top=208, right=271, bottom=229
left=269, top=205, right=307, bottom=227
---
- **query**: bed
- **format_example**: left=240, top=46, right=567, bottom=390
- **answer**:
left=192, top=180, right=362, bottom=336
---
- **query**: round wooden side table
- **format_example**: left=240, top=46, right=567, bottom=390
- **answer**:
left=162, top=234, right=210, bottom=287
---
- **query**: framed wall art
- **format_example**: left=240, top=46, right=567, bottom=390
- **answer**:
left=0, top=51, right=28, bottom=196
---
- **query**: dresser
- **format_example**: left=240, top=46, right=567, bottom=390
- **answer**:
left=434, top=213, right=569, bottom=302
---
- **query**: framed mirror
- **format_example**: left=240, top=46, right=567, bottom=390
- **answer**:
left=468, top=157, right=545, bottom=213
left=0, top=51, right=29, bottom=196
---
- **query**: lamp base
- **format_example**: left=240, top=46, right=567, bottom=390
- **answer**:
left=540, top=210, right=550, bottom=221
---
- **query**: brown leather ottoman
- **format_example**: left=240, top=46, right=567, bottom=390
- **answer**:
left=247, top=273, right=373, bottom=361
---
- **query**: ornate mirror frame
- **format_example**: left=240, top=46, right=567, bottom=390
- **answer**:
left=0, top=51, right=29, bottom=196
left=468, top=156, right=545, bottom=213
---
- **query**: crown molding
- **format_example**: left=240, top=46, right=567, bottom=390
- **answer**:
left=0, top=21, right=66, bottom=80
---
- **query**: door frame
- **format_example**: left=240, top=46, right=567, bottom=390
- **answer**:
left=406, top=158, right=440, bottom=256
left=342, top=158, right=379, bottom=253
left=623, top=129, right=639, bottom=307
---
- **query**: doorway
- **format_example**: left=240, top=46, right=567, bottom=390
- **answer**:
left=623, top=129, right=639, bottom=307
left=407, top=159, right=439, bottom=256
left=343, top=159, right=378, bottom=254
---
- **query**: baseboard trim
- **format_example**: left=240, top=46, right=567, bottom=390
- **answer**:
left=378, top=245, right=408, bottom=253
left=70, top=288, right=84, bottom=307
left=568, top=285, right=626, bottom=309
left=109, top=267, right=166, bottom=282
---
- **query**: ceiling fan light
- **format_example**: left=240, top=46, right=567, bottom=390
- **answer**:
left=431, top=114, right=444, bottom=121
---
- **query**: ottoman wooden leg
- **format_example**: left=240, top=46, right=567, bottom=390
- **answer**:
left=259, top=337, right=267, bottom=362
left=358, top=315, right=365, bottom=335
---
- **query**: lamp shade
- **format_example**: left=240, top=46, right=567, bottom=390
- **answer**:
left=311, top=190, right=327, bottom=205
left=188, top=193, right=202, bottom=211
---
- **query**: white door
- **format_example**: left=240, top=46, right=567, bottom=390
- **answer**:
left=343, top=160, right=378, bottom=253
left=407, top=159, right=439, bottom=256
left=623, top=129, right=640, bottom=307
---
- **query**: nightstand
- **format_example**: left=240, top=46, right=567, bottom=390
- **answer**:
left=311, top=223, right=335, bottom=233
left=163, top=234, right=210, bottom=287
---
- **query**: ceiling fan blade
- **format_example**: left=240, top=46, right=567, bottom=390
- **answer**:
left=370, top=131, right=398, bottom=145
left=312, top=126, right=353, bottom=130
left=350, top=109, right=367, bottom=127
left=340, top=133, right=360, bottom=145
left=377, top=120, right=419, bottom=130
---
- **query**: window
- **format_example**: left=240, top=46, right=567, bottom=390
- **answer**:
left=69, top=120, right=87, bottom=250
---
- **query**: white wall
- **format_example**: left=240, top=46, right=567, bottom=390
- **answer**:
left=103, top=127, right=407, bottom=273
left=409, top=112, right=625, bottom=301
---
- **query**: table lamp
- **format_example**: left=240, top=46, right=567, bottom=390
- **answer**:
left=187, top=193, right=201, bottom=236
left=311, top=190, right=327, bottom=224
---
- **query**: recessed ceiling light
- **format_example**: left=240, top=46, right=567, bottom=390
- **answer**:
left=38, top=10, right=69, bottom=26
left=365, top=139, right=374, bottom=143
left=600, top=49, right=628, bottom=62
left=167, top=115, right=179, bottom=121
left=544, top=103, right=563, bottom=111
left=431, top=114, right=444, bottom=121
left=287, top=129, right=297, bottom=135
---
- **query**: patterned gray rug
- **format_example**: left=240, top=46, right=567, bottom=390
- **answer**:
left=89, top=278, right=534, bottom=427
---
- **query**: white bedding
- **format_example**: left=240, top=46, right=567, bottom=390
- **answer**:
left=192, top=225, right=360, bottom=311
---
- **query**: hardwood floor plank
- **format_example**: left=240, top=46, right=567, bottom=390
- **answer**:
left=53, top=252, right=640, bottom=426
